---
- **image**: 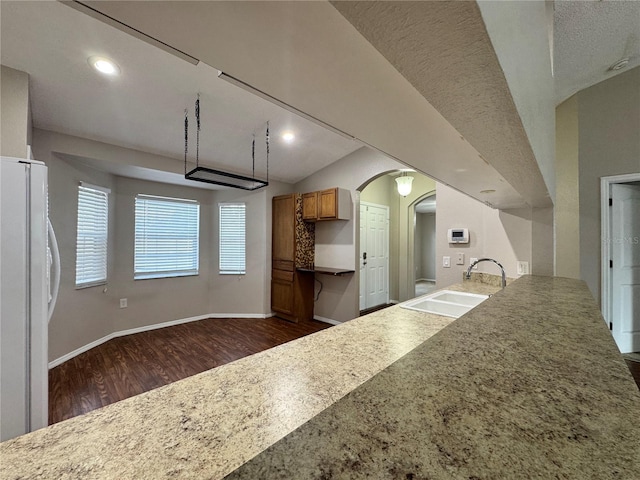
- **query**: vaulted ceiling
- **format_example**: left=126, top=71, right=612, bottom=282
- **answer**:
left=2, top=1, right=636, bottom=206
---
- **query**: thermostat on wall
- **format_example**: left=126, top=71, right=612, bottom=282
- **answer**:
left=448, top=228, right=469, bottom=244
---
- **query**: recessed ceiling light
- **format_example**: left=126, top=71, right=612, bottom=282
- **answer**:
left=88, top=56, right=120, bottom=76
left=281, top=131, right=295, bottom=143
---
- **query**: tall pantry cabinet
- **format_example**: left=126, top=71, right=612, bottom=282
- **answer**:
left=271, top=194, right=315, bottom=322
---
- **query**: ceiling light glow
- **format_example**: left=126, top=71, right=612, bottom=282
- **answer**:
left=282, top=131, right=295, bottom=143
left=395, top=174, right=414, bottom=197
left=88, top=56, right=120, bottom=76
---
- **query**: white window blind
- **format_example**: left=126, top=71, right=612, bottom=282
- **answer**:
left=135, top=194, right=200, bottom=280
left=219, top=203, right=246, bottom=274
left=75, top=184, right=109, bottom=288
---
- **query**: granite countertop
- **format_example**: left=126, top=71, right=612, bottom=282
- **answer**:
left=2, top=277, right=639, bottom=479
left=0, top=280, right=497, bottom=479
left=225, top=276, right=640, bottom=479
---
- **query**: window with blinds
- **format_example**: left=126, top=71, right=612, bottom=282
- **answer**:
left=75, top=183, right=109, bottom=288
left=134, top=194, right=200, bottom=280
left=219, top=203, right=246, bottom=275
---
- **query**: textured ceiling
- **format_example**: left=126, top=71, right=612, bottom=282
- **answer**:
left=71, top=0, right=530, bottom=208
left=554, top=0, right=640, bottom=104
left=332, top=1, right=550, bottom=207
left=0, top=1, right=361, bottom=184
left=2, top=1, right=559, bottom=208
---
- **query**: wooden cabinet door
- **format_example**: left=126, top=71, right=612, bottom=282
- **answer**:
left=318, top=188, right=337, bottom=219
left=272, top=194, right=295, bottom=262
left=302, top=192, right=318, bottom=221
left=271, top=278, right=295, bottom=318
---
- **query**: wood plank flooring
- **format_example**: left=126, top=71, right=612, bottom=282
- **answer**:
left=49, top=317, right=640, bottom=426
left=49, top=317, right=331, bottom=425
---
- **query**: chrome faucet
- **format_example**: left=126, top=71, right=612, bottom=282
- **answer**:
left=466, top=258, right=507, bottom=288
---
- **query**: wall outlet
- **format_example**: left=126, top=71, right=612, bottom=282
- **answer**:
left=119, top=298, right=128, bottom=308
left=470, top=257, right=479, bottom=270
left=456, top=253, right=465, bottom=265
left=517, top=261, right=529, bottom=275
left=443, top=256, right=451, bottom=268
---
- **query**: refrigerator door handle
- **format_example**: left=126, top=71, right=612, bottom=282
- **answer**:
left=47, top=218, right=60, bottom=323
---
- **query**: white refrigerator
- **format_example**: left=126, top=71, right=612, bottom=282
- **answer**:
left=0, top=156, right=60, bottom=442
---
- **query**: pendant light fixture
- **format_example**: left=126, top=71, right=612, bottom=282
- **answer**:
left=184, top=94, right=269, bottom=190
left=396, top=172, right=414, bottom=197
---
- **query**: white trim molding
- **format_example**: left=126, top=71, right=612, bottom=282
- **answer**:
left=313, top=315, right=343, bottom=326
left=49, top=313, right=273, bottom=369
left=600, top=173, right=640, bottom=328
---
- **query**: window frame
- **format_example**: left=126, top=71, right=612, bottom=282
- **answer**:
left=134, top=194, right=200, bottom=280
left=75, top=182, right=110, bottom=289
left=219, top=202, right=246, bottom=275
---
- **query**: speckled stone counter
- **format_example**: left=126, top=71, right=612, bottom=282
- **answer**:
left=0, top=281, right=497, bottom=479
left=225, top=276, right=640, bottom=479
left=2, top=277, right=638, bottom=479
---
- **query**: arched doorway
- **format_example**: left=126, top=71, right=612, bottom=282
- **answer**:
left=413, top=194, right=437, bottom=297
left=357, top=170, right=437, bottom=312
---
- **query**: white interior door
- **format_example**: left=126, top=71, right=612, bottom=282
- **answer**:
left=360, top=202, right=389, bottom=310
left=611, top=183, right=640, bottom=353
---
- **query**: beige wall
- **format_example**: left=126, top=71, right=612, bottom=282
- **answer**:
left=555, top=96, right=580, bottom=279
left=577, top=67, right=640, bottom=301
left=1, top=65, right=31, bottom=158
left=40, top=152, right=119, bottom=361
left=110, top=177, right=214, bottom=334
left=416, top=213, right=436, bottom=281
left=209, top=187, right=272, bottom=316
left=531, top=206, right=554, bottom=277
left=33, top=128, right=280, bottom=361
left=435, top=183, right=534, bottom=288
left=294, top=147, right=406, bottom=321
left=398, top=175, right=436, bottom=301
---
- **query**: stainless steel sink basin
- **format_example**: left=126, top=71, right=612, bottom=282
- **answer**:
left=400, top=290, right=489, bottom=318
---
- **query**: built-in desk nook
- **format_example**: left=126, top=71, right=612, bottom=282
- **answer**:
left=271, top=189, right=353, bottom=323
left=297, top=266, right=355, bottom=276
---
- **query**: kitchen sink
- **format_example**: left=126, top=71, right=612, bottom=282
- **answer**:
left=400, top=290, right=489, bottom=318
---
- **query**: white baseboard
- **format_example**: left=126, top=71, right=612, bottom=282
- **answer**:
left=49, top=312, right=271, bottom=369
left=389, top=299, right=399, bottom=304
left=313, top=315, right=342, bottom=326
left=207, top=313, right=273, bottom=319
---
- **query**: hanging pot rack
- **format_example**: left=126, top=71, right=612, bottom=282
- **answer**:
left=184, top=94, right=269, bottom=190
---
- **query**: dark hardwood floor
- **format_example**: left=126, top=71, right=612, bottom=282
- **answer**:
left=49, top=317, right=331, bottom=425
left=50, top=316, right=640, bottom=426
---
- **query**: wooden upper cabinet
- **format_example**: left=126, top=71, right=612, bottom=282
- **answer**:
left=303, top=188, right=351, bottom=221
left=318, top=188, right=337, bottom=219
left=302, top=192, right=318, bottom=221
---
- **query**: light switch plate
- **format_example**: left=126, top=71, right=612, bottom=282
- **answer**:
left=456, top=253, right=465, bottom=265
left=443, top=256, right=451, bottom=268
left=120, top=298, right=128, bottom=308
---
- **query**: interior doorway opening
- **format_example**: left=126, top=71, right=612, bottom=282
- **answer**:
left=357, top=171, right=438, bottom=314
left=414, top=194, right=437, bottom=298
left=601, top=173, right=640, bottom=354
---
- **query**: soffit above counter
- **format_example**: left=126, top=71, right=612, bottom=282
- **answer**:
left=70, top=1, right=551, bottom=210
